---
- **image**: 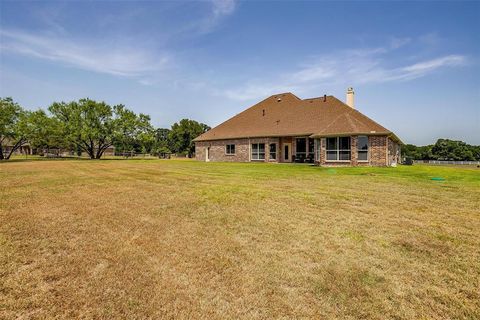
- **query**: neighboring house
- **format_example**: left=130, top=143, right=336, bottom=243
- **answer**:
left=1, top=139, right=115, bottom=158
left=1, top=139, right=32, bottom=156
left=194, top=88, right=402, bottom=166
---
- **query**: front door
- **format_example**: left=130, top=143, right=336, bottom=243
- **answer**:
left=283, top=143, right=291, bottom=162
left=206, top=147, right=210, bottom=162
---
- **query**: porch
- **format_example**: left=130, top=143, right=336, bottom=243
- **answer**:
left=278, top=136, right=315, bottom=163
left=291, top=137, right=315, bottom=163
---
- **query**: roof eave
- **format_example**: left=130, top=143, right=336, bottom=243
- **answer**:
left=194, top=132, right=317, bottom=142
left=309, top=131, right=404, bottom=145
left=309, top=131, right=390, bottom=138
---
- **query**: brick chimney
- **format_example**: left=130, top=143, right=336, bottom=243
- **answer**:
left=346, top=87, right=354, bottom=108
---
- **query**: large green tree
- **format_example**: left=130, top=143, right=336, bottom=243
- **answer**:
left=0, top=97, right=35, bottom=160
left=49, top=99, right=152, bottom=159
left=402, top=139, right=479, bottom=161
left=113, top=105, right=153, bottom=155
left=168, top=119, right=210, bottom=157
left=153, top=128, right=171, bottom=154
left=27, top=110, right=65, bottom=153
left=431, top=139, right=475, bottom=161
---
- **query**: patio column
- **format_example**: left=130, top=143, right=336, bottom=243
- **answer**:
left=320, top=138, right=326, bottom=165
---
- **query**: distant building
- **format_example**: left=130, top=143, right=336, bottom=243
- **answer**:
left=1, top=139, right=115, bottom=158
left=1, top=139, right=32, bottom=156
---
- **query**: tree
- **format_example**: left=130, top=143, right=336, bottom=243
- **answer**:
left=418, top=145, right=434, bottom=160
left=431, top=139, right=475, bottom=161
left=168, top=119, right=210, bottom=157
left=27, top=110, right=65, bottom=153
left=473, top=145, right=480, bottom=161
left=0, top=97, right=34, bottom=160
left=153, top=128, right=171, bottom=154
left=401, top=144, right=419, bottom=159
left=49, top=99, right=152, bottom=159
left=401, top=139, right=479, bottom=161
left=113, top=105, right=153, bottom=155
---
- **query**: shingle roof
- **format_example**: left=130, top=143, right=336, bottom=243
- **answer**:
left=194, top=93, right=401, bottom=143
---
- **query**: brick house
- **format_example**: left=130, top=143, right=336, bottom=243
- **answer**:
left=194, top=88, right=402, bottom=166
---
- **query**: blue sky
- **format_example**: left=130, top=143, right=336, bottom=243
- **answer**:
left=1, top=0, right=479, bottom=145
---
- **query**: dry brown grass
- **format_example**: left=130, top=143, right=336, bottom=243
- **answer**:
left=1, top=159, right=479, bottom=319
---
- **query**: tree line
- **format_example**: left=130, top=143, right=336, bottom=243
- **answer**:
left=401, top=139, right=480, bottom=161
left=0, top=97, right=210, bottom=160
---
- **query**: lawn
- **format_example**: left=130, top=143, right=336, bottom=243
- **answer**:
left=1, top=159, right=479, bottom=319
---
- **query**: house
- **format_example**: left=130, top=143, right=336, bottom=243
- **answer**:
left=193, top=88, right=402, bottom=166
left=1, top=139, right=32, bottom=156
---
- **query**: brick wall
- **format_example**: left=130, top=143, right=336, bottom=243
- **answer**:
left=195, top=141, right=207, bottom=161
left=351, top=136, right=358, bottom=166
left=195, top=138, right=280, bottom=162
left=387, top=138, right=401, bottom=165
left=369, top=136, right=388, bottom=166
left=319, top=138, right=326, bottom=165
left=315, top=135, right=389, bottom=167
left=195, top=139, right=249, bottom=162
left=196, top=135, right=394, bottom=166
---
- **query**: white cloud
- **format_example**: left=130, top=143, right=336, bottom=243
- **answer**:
left=400, top=55, right=465, bottom=77
left=212, top=0, right=236, bottom=18
left=418, top=33, right=442, bottom=47
left=389, top=37, right=411, bottom=49
left=0, top=1, right=238, bottom=86
left=193, top=0, right=237, bottom=34
left=218, top=44, right=467, bottom=101
left=222, top=83, right=297, bottom=101
left=291, top=65, right=337, bottom=83
left=0, top=29, right=169, bottom=77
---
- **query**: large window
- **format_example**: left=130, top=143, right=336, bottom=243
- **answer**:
left=251, top=143, right=265, bottom=160
left=326, top=137, right=351, bottom=161
left=357, top=136, right=368, bottom=161
left=269, top=143, right=277, bottom=160
left=295, top=138, right=307, bottom=158
left=226, top=144, right=235, bottom=155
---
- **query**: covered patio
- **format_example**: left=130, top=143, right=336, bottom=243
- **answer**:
left=292, top=137, right=315, bottom=163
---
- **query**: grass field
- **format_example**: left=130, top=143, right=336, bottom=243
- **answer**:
left=1, top=159, right=479, bottom=319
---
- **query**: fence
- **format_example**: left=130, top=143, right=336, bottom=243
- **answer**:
left=414, top=160, right=480, bottom=165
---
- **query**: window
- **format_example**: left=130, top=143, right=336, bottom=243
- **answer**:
left=226, top=144, right=235, bottom=155
left=251, top=143, right=265, bottom=160
left=295, top=138, right=306, bottom=158
left=269, top=143, right=277, bottom=160
left=357, top=136, right=368, bottom=161
left=315, top=139, right=320, bottom=161
left=308, top=138, right=314, bottom=154
left=326, top=137, right=351, bottom=161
